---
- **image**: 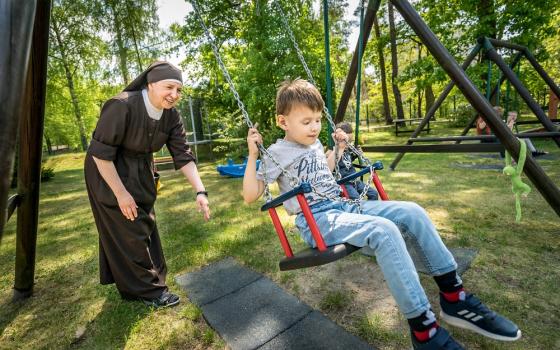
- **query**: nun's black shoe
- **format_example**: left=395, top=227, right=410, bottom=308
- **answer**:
left=142, top=291, right=180, bottom=308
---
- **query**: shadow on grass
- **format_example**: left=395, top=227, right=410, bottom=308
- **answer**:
left=74, top=289, right=151, bottom=349
left=0, top=297, right=25, bottom=337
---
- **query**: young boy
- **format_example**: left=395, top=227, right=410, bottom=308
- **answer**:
left=331, top=121, right=378, bottom=200
left=243, top=79, right=521, bottom=349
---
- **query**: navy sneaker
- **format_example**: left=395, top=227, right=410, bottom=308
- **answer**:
left=440, top=292, right=521, bottom=341
left=142, top=291, right=180, bottom=308
left=412, top=327, right=465, bottom=350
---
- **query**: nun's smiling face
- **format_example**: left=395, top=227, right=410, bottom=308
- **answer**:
left=147, top=80, right=182, bottom=109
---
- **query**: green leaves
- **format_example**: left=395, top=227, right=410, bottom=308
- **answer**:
left=175, top=0, right=351, bottom=142
left=42, top=0, right=559, bottom=152
left=45, top=0, right=166, bottom=150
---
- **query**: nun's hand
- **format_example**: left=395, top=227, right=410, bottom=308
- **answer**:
left=117, top=191, right=138, bottom=221
left=196, top=193, right=210, bottom=221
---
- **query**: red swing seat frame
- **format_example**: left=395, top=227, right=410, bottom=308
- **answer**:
left=261, top=161, right=389, bottom=270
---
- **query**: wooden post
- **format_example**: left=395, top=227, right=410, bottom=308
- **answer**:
left=14, top=0, right=51, bottom=300
left=549, top=89, right=559, bottom=119
left=0, top=1, right=37, bottom=239
left=334, top=0, right=381, bottom=123
left=391, top=0, right=560, bottom=218
left=483, top=39, right=560, bottom=147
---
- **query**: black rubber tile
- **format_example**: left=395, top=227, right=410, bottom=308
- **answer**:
left=201, top=277, right=312, bottom=350
left=175, top=257, right=262, bottom=305
left=450, top=247, right=478, bottom=275
left=258, top=311, right=375, bottom=350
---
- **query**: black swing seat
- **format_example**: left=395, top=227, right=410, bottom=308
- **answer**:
left=261, top=161, right=384, bottom=271
left=279, top=243, right=360, bottom=271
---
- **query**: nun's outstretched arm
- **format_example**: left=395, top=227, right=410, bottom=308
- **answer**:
left=179, top=161, right=210, bottom=221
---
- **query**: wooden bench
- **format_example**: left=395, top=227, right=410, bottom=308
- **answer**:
left=393, top=118, right=431, bottom=136
left=154, top=156, right=174, bottom=171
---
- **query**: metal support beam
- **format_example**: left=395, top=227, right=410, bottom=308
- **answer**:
left=409, top=132, right=560, bottom=143
left=455, top=52, right=524, bottom=143
left=14, top=0, right=51, bottom=300
left=323, top=0, right=334, bottom=147
left=0, top=1, right=37, bottom=240
left=391, top=47, right=522, bottom=169
left=363, top=143, right=504, bottom=153
left=486, top=38, right=526, bottom=53
left=486, top=38, right=560, bottom=115
left=391, top=0, right=560, bottom=218
left=355, top=0, right=365, bottom=145
left=334, top=0, right=381, bottom=123
left=482, top=38, right=560, bottom=147
left=522, top=51, right=560, bottom=102
left=389, top=43, right=481, bottom=169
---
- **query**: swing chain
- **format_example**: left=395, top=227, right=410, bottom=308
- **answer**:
left=193, top=0, right=376, bottom=209
left=272, top=0, right=375, bottom=207
left=272, top=0, right=373, bottom=172
left=191, top=1, right=252, bottom=129
left=191, top=0, right=301, bottom=193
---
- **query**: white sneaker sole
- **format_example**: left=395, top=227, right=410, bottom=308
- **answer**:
left=440, top=311, right=521, bottom=341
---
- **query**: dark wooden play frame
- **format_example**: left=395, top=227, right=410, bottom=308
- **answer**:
left=385, top=38, right=560, bottom=171
left=1, top=0, right=559, bottom=300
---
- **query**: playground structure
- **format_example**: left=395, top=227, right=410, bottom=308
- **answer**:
left=324, top=0, right=560, bottom=219
left=1, top=0, right=560, bottom=299
left=216, top=158, right=261, bottom=178
left=374, top=38, right=560, bottom=170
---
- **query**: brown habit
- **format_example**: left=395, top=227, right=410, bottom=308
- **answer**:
left=84, top=89, right=194, bottom=299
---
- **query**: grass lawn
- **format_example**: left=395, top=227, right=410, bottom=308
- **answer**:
left=1, top=125, right=559, bottom=349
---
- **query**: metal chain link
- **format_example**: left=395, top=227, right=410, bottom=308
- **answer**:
left=273, top=0, right=376, bottom=207
left=191, top=1, right=301, bottom=194
left=192, top=0, right=377, bottom=209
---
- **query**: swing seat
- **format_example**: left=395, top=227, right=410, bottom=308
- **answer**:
left=279, top=243, right=360, bottom=271
left=216, top=158, right=261, bottom=178
left=261, top=163, right=388, bottom=271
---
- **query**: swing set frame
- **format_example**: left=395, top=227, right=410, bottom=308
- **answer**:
left=2, top=0, right=560, bottom=298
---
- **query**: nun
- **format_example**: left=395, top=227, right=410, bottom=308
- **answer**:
left=84, top=61, right=210, bottom=307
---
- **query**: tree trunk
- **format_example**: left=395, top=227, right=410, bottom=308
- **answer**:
left=388, top=2, right=405, bottom=123
left=425, top=84, right=435, bottom=120
left=477, top=0, right=497, bottom=39
left=108, top=1, right=130, bottom=85
left=52, top=18, right=88, bottom=151
left=417, top=90, right=423, bottom=119
left=416, top=43, right=423, bottom=119
left=373, top=14, right=392, bottom=125
left=125, top=0, right=143, bottom=71
left=45, top=134, right=53, bottom=155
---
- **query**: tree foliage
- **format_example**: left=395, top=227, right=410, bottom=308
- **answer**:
left=174, top=0, right=351, bottom=145
left=42, top=0, right=560, bottom=153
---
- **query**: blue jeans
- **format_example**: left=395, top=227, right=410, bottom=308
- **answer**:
left=344, top=181, right=379, bottom=200
left=295, top=200, right=458, bottom=318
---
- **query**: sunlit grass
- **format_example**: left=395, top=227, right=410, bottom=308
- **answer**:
left=1, top=126, right=559, bottom=349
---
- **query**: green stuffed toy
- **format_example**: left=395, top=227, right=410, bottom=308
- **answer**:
left=503, top=139, right=531, bottom=222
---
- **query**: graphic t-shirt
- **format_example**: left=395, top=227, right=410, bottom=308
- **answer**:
left=256, top=139, right=340, bottom=215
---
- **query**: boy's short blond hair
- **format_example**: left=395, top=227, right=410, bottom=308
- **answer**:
left=276, top=78, right=324, bottom=116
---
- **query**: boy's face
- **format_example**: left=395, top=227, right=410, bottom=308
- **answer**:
left=277, top=104, right=322, bottom=146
